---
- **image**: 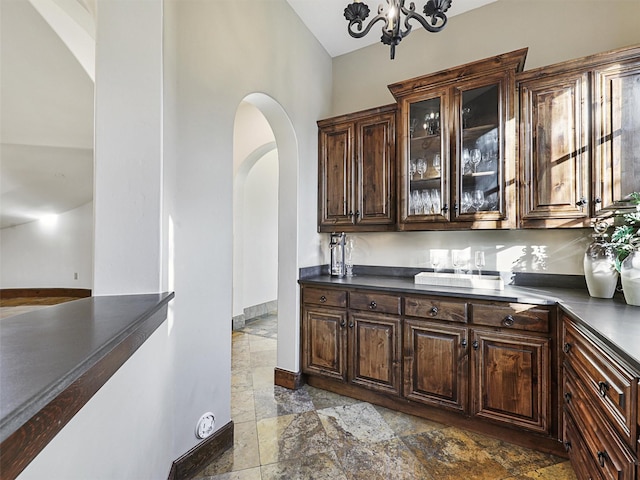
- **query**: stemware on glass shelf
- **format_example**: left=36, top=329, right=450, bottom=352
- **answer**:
left=473, top=189, right=485, bottom=211
left=431, top=189, right=441, bottom=213
left=462, top=149, right=471, bottom=175
left=416, top=158, right=427, bottom=179
left=470, top=149, right=482, bottom=173
left=409, top=160, right=417, bottom=180
left=461, top=191, right=473, bottom=213
left=411, top=190, right=423, bottom=215
left=475, top=251, right=486, bottom=277
left=421, top=190, right=432, bottom=214
left=433, top=153, right=441, bottom=174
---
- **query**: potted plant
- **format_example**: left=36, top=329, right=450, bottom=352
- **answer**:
left=609, top=192, right=640, bottom=306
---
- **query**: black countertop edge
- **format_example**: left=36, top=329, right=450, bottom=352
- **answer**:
left=0, top=292, right=175, bottom=444
left=299, top=274, right=640, bottom=371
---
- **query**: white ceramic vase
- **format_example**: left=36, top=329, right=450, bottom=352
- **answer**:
left=621, top=248, right=640, bottom=306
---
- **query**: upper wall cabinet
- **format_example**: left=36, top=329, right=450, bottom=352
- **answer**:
left=517, top=45, right=640, bottom=228
left=389, top=49, right=527, bottom=231
left=317, top=105, right=396, bottom=232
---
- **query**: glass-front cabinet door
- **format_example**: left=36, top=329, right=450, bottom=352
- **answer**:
left=454, top=81, right=504, bottom=222
left=400, top=91, right=449, bottom=224
left=390, top=49, right=525, bottom=231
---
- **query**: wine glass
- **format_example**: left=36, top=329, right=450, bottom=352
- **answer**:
left=452, top=251, right=465, bottom=276
left=433, top=153, right=441, bottom=174
left=430, top=252, right=441, bottom=271
left=421, top=190, right=432, bottom=214
left=430, top=190, right=441, bottom=213
left=462, top=148, right=471, bottom=174
left=409, top=160, right=417, bottom=179
left=473, top=189, right=485, bottom=211
left=410, top=118, right=418, bottom=137
left=411, top=190, right=422, bottom=215
left=416, top=158, right=427, bottom=179
left=475, top=251, right=486, bottom=277
left=462, top=191, right=473, bottom=213
left=470, top=149, right=482, bottom=173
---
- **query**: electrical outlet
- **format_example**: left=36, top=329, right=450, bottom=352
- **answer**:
left=74, top=272, right=79, bottom=280
left=195, top=412, right=215, bottom=439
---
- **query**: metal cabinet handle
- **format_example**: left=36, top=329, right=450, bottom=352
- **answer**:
left=564, top=392, right=572, bottom=403
left=595, top=197, right=602, bottom=205
left=598, top=381, right=610, bottom=398
left=348, top=320, right=354, bottom=328
left=430, top=306, right=439, bottom=316
left=576, top=197, right=587, bottom=208
left=340, top=318, right=346, bottom=328
left=564, top=441, right=572, bottom=452
left=502, top=315, right=515, bottom=327
left=348, top=211, right=354, bottom=218
left=355, top=210, right=360, bottom=218
left=461, top=339, right=467, bottom=348
left=441, top=204, right=449, bottom=213
left=369, top=301, right=377, bottom=310
left=563, top=343, right=572, bottom=353
left=597, top=450, right=608, bottom=468
left=320, top=295, right=327, bottom=303
left=472, top=340, right=479, bottom=350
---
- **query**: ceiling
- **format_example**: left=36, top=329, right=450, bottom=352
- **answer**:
left=0, top=0, right=496, bottom=230
left=286, top=0, right=497, bottom=57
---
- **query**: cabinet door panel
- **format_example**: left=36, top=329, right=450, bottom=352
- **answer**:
left=356, top=113, right=395, bottom=225
left=471, top=330, right=550, bottom=433
left=593, top=59, right=640, bottom=212
left=519, top=73, right=590, bottom=226
left=318, top=123, right=353, bottom=226
left=302, top=307, right=347, bottom=382
left=349, top=312, right=401, bottom=395
left=404, top=319, right=468, bottom=413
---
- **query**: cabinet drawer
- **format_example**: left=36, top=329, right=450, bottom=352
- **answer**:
left=563, top=318, right=637, bottom=448
left=404, top=296, right=467, bottom=323
left=564, top=410, right=605, bottom=480
left=471, top=303, right=550, bottom=333
left=302, top=287, right=347, bottom=308
left=349, top=291, right=401, bottom=315
left=563, top=368, right=636, bottom=480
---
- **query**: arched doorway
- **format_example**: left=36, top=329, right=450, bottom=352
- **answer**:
left=232, top=94, right=300, bottom=377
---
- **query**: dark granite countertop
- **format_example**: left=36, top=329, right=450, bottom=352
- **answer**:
left=300, top=274, right=640, bottom=370
left=0, top=292, right=174, bottom=444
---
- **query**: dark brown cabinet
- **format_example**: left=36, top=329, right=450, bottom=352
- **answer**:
left=404, top=318, right=468, bottom=413
left=471, top=329, right=550, bottom=434
left=561, top=315, right=639, bottom=480
left=301, top=286, right=402, bottom=395
left=517, top=44, right=640, bottom=228
left=389, top=49, right=527, bottom=230
left=317, top=105, right=396, bottom=232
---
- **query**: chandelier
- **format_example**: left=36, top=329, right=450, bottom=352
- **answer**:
left=344, top=0, right=452, bottom=59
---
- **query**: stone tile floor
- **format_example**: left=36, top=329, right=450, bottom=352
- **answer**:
left=194, top=314, right=577, bottom=480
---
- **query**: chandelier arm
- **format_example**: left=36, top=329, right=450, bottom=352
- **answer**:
left=404, top=9, right=448, bottom=33
left=346, top=13, right=390, bottom=39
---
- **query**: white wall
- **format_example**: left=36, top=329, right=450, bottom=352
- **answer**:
left=243, top=149, right=278, bottom=309
left=0, top=202, right=93, bottom=289
left=325, top=0, right=640, bottom=277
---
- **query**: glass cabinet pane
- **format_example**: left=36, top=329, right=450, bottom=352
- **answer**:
left=458, top=84, right=500, bottom=216
left=408, top=97, right=444, bottom=218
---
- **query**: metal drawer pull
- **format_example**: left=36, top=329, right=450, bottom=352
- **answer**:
left=502, top=315, right=515, bottom=327
left=563, top=343, right=572, bottom=353
left=597, top=451, right=608, bottom=468
left=369, top=301, right=377, bottom=310
left=348, top=320, right=354, bottom=328
left=320, top=295, right=327, bottom=303
left=340, top=319, right=346, bottom=328
left=461, top=338, right=467, bottom=348
left=598, top=381, right=610, bottom=398
left=430, top=306, right=439, bottom=316
left=564, top=392, right=572, bottom=403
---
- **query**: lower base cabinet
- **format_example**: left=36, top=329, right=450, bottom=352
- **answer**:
left=472, top=329, right=550, bottom=434
left=301, top=284, right=555, bottom=443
